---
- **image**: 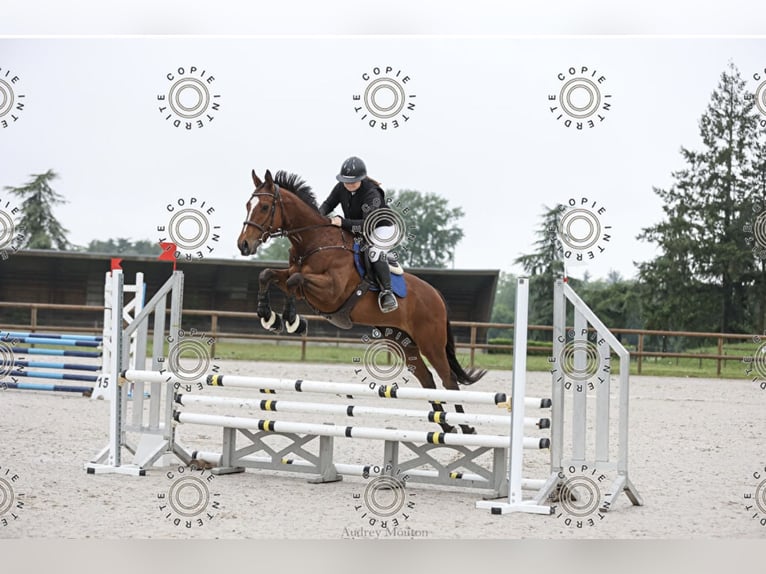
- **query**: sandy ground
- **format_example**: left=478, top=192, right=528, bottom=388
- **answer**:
left=1, top=360, right=765, bottom=540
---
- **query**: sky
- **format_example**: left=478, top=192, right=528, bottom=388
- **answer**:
left=1, top=3, right=766, bottom=281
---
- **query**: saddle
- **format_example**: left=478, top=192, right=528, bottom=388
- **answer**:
left=353, top=244, right=406, bottom=294
left=317, top=244, right=407, bottom=330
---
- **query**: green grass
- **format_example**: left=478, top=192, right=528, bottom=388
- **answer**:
left=150, top=338, right=759, bottom=380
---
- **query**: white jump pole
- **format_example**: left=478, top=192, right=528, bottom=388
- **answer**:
left=125, top=369, right=550, bottom=409
left=173, top=411, right=548, bottom=450
left=175, top=393, right=551, bottom=429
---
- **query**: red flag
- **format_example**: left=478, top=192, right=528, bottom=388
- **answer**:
left=158, top=242, right=177, bottom=271
left=110, top=258, right=123, bottom=271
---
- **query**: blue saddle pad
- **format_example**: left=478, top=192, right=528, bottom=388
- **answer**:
left=353, top=243, right=407, bottom=298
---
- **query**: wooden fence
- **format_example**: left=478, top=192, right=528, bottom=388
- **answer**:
left=0, top=301, right=757, bottom=376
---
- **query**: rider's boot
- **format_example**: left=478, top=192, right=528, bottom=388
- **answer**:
left=371, top=259, right=398, bottom=313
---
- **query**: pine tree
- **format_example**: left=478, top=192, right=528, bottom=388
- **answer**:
left=637, top=62, right=761, bottom=333
left=514, top=204, right=565, bottom=330
left=5, top=170, right=71, bottom=250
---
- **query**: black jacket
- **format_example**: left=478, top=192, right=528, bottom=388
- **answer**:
left=318, top=178, right=388, bottom=234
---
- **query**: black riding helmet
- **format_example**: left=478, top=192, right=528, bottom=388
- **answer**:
left=336, top=156, right=367, bottom=183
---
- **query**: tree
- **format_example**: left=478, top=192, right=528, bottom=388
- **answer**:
left=513, top=205, right=565, bottom=329
left=386, top=189, right=464, bottom=268
left=84, top=238, right=162, bottom=256
left=637, top=62, right=762, bottom=333
left=5, top=170, right=70, bottom=250
left=253, top=237, right=291, bottom=262
left=489, top=272, right=517, bottom=339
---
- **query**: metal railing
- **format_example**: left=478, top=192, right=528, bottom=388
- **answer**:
left=0, top=301, right=757, bottom=375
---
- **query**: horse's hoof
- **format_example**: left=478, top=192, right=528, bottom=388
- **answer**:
left=460, top=426, right=477, bottom=435
left=285, top=315, right=307, bottom=335
left=261, top=311, right=283, bottom=333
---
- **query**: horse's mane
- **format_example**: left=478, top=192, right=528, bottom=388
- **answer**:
left=274, top=171, right=318, bottom=211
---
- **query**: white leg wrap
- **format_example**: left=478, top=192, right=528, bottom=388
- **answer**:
left=261, top=310, right=277, bottom=330
left=285, top=314, right=301, bottom=333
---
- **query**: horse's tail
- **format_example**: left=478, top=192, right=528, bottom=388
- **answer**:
left=441, top=295, right=487, bottom=386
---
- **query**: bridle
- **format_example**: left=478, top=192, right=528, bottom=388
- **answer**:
left=242, top=183, right=288, bottom=244
left=241, top=181, right=354, bottom=267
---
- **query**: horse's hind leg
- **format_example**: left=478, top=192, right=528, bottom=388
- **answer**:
left=416, top=339, right=477, bottom=435
left=394, top=337, right=458, bottom=434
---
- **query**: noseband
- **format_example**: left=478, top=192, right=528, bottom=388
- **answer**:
left=242, top=184, right=285, bottom=243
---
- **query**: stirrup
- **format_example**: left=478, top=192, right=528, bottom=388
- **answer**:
left=378, top=290, right=398, bottom=313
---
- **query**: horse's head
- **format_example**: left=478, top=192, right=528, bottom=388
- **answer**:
left=237, top=169, right=286, bottom=256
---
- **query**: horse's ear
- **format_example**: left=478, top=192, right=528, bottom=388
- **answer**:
left=265, top=169, right=274, bottom=185
left=252, top=169, right=263, bottom=187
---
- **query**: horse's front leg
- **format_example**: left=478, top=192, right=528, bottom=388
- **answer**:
left=257, top=268, right=291, bottom=333
left=281, top=295, right=308, bottom=335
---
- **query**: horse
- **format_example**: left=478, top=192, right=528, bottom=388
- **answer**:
left=236, top=168, right=487, bottom=434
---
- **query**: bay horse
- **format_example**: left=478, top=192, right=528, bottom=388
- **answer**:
left=236, top=168, right=487, bottom=433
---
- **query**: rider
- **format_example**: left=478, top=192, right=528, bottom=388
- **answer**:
left=318, top=156, right=398, bottom=313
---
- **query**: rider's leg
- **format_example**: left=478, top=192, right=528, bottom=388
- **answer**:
left=369, top=247, right=398, bottom=313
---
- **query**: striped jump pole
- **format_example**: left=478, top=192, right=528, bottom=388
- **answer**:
left=1, top=331, right=103, bottom=342
left=1, top=381, right=92, bottom=396
left=5, top=370, right=99, bottom=382
left=1, top=336, right=100, bottom=348
left=175, top=393, right=552, bottom=429
left=125, top=370, right=552, bottom=410
left=8, top=346, right=102, bottom=358
left=11, top=360, right=101, bottom=372
left=173, top=411, right=550, bottom=449
left=3, top=336, right=103, bottom=395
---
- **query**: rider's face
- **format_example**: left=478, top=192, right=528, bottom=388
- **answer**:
left=344, top=181, right=362, bottom=192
